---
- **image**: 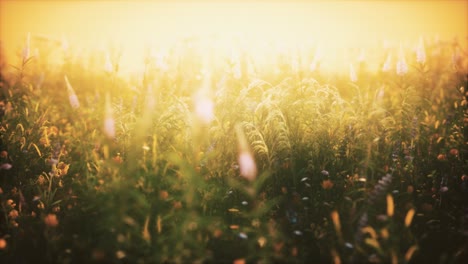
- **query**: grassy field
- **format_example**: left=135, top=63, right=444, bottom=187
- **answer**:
left=0, top=34, right=467, bottom=264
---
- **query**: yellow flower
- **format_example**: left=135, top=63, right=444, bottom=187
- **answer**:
left=56, top=162, right=70, bottom=176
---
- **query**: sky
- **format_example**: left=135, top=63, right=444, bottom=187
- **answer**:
left=1, top=0, right=467, bottom=72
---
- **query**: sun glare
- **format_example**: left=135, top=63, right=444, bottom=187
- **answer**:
left=1, top=1, right=467, bottom=75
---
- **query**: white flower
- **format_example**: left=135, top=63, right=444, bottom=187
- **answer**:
left=416, top=37, right=426, bottom=64
left=382, top=53, right=392, bottom=72
left=22, top=32, right=30, bottom=61
left=69, top=94, right=80, bottom=109
left=104, top=94, right=115, bottom=138
left=349, top=63, right=357, bottom=82
left=358, top=48, right=366, bottom=63
left=104, top=52, right=113, bottom=73
left=64, top=76, right=80, bottom=109
left=0, top=163, right=12, bottom=170
left=396, top=44, right=408, bottom=76
left=238, top=151, right=257, bottom=181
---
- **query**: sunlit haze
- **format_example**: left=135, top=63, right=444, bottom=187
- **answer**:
left=1, top=1, right=467, bottom=74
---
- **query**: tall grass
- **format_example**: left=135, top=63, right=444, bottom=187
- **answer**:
left=0, top=35, right=467, bottom=263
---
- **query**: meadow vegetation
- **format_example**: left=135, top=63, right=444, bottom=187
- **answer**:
left=0, top=35, right=467, bottom=263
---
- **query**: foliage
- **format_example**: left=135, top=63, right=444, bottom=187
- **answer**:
left=0, top=36, right=467, bottom=263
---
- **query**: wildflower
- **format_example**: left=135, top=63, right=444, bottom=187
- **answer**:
left=0, top=151, right=7, bottom=158
left=238, top=232, right=248, bottom=239
left=382, top=53, right=391, bottom=72
left=6, top=199, right=15, bottom=207
left=172, top=201, right=182, bottom=210
left=37, top=175, right=46, bottom=185
left=233, top=259, right=246, bottom=264
left=48, top=126, right=59, bottom=137
left=322, top=179, right=334, bottom=189
left=64, top=76, right=80, bottom=109
left=449, top=148, right=459, bottom=156
left=404, top=208, right=415, bottom=227
left=358, top=48, right=366, bottom=63
left=0, top=163, right=12, bottom=170
left=47, top=158, right=59, bottom=166
left=349, top=63, right=357, bottom=82
left=113, top=153, right=123, bottom=164
left=0, top=238, right=6, bottom=250
left=115, top=250, right=126, bottom=259
left=56, top=162, right=69, bottom=176
left=331, top=210, right=341, bottom=234
left=104, top=94, right=115, bottom=138
left=104, top=52, right=113, bottom=73
left=405, top=245, right=418, bottom=262
left=238, top=151, right=257, bottom=181
left=22, top=32, right=30, bottom=61
left=437, top=154, right=446, bottom=161
left=396, top=44, right=408, bottom=76
left=386, top=194, right=394, bottom=217
left=159, top=190, right=169, bottom=200
left=44, top=213, right=59, bottom=227
left=8, top=210, right=19, bottom=219
left=257, top=237, right=266, bottom=247
left=416, top=36, right=426, bottom=64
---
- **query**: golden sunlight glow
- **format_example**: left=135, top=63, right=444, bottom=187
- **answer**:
left=1, top=1, right=467, bottom=75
